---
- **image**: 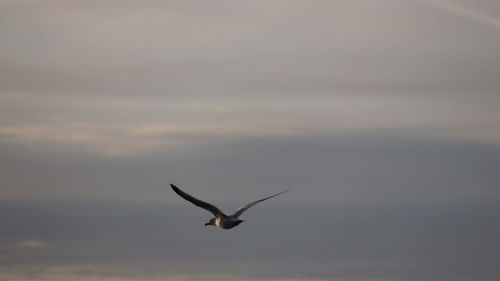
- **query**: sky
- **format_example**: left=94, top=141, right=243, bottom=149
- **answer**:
left=1, top=0, right=500, bottom=280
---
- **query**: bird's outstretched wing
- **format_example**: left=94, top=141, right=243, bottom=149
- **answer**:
left=170, top=184, right=227, bottom=217
left=231, top=189, right=290, bottom=218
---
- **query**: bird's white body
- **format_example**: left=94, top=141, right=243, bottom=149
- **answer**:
left=215, top=216, right=244, bottom=230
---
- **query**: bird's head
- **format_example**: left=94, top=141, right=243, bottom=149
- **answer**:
left=204, top=217, right=216, bottom=226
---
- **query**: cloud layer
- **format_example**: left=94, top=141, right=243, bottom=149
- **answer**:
left=1, top=199, right=499, bottom=281
left=1, top=1, right=500, bottom=281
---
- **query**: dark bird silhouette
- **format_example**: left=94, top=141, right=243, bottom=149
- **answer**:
left=170, top=183, right=290, bottom=230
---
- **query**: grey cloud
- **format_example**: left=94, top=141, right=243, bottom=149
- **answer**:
left=1, top=133, right=499, bottom=205
left=1, top=199, right=499, bottom=281
left=1, top=124, right=499, bottom=281
left=1, top=0, right=500, bottom=97
left=1, top=1, right=500, bottom=280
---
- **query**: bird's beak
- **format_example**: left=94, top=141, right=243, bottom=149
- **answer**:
left=204, top=222, right=210, bottom=226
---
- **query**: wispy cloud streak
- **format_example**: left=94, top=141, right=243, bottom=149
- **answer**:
left=17, top=240, right=49, bottom=248
left=425, top=0, right=500, bottom=29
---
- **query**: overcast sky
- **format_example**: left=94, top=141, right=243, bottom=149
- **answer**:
left=1, top=1, right=500, bottom=281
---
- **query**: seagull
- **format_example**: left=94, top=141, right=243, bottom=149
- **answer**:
left=170, top=183, right=290, bottom=230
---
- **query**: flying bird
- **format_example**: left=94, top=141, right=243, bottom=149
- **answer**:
left=170, top=183, right=290, bottom=230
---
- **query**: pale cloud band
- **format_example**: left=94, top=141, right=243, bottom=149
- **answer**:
left=1, top=94, right=500, bottom=155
